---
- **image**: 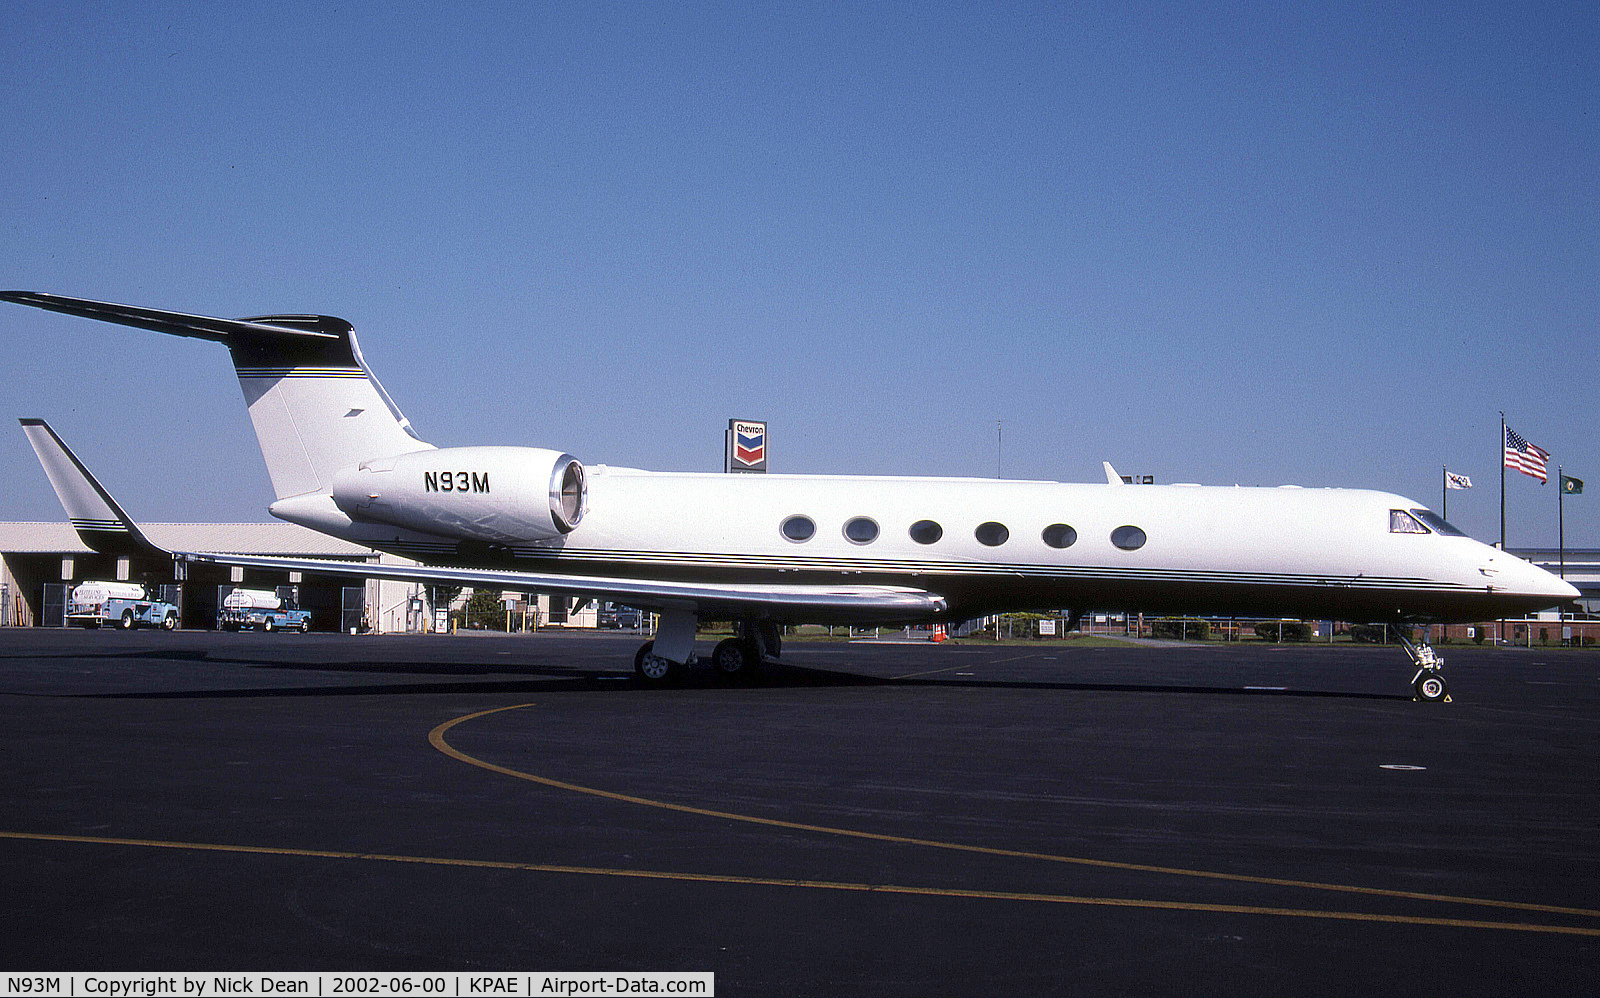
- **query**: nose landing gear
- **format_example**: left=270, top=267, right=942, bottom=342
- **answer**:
left=1394, top=627, right=1450, bottom=702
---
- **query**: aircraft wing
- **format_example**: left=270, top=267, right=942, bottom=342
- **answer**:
left=175, top=550, right=948, bottom=624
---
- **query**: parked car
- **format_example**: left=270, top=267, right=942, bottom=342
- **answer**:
left=597, top=603, right=643, bottom=629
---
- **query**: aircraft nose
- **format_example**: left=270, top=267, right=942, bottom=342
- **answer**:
left=1547, top=574, right=1582, bottom=601
left=1504, top=559, right=1581, bottom=601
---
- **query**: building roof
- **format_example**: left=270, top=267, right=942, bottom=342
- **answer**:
left=0, top=522, right=375, bottom=557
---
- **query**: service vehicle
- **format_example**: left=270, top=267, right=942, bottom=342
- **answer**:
left=220, top=588, right=313, bottom=632
left=68, top=581, right=179, bottom=630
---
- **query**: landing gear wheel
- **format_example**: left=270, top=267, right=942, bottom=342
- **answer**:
left=119, top=610, right=135, bottom=630
left=263, top=617, right=275, bottom=632
left=1414, top=671, right=1448, bottom=702
left=300, top=620, right=311, bottom=633
left=633, top=641, right=683, bottom=684
left=162, top=613, right=177, bottom=631
left=711, top=637, right=761, bottom=680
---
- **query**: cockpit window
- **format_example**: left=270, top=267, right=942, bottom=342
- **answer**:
left=1389, top=510, right=1430, bottom=534
left=1410, top=509, right=1467, bottom=537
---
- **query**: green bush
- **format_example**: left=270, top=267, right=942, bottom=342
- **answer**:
left=1150, top=618, right=1210, bottom=641
left=464, top=589, right=508, bottom=631
left=1253, top=620, right=1312, bottom=643
left=1348, top=623, right=1387, bottom=643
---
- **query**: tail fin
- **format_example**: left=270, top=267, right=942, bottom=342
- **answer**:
left=1, top=292, right=433, bottom=500
left=19, top=418, right=166, bottom=556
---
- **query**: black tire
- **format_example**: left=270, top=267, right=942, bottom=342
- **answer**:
left=119, top=610, right=135, bottom=630
left=162, top=613, right=177, bottom=631
left=711, top=637, right=761, bottom=680
left=633, top=641, right=682, bottom=684
left=263, top=617, right=275, bottom=633
left=1414, top=671, right=1448, bottom=702
left=300, top=619, right=311, bottom=633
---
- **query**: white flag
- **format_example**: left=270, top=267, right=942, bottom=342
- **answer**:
left=1446, top=471, right=1473, bottom=490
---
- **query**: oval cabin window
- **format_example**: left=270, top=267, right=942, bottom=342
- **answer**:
left=844, top=517, right=880, bottom=544
left=975, top=521, right=1010, bottom=546
left=1111, top=525, right=1146, bottom=550
left=781, top=515, right=816, bottom=542
left=1042, top=523, right=1077, bottom=548
left=909, top=519, right=943, bottom=544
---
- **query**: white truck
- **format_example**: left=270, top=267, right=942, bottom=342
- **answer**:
left=219, top=588, right=313, bottom=632
left=68, top=581, right=179, bottom=630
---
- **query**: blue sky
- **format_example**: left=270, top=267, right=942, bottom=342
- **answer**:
left=3, top=1, right=1596, bottom=547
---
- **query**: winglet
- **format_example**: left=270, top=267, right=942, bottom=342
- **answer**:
left=19, top=418, right=167, bottom=556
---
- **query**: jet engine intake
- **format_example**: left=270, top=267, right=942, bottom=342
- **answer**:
left=330, top=446, right=586, bottom=544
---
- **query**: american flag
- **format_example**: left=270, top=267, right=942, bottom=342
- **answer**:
left=1504, top=425, right=1550, bottom=483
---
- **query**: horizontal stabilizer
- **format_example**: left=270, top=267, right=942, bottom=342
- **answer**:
left=19, top=418, right=166, bottom=557
left=0, top=291, right=340, bottom=343
left=175, top=551, right=949, bottom=624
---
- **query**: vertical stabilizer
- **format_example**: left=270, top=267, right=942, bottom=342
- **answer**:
left=0, top=293, right=435, bottom=500
left=226, top=313, right=434, bottom=498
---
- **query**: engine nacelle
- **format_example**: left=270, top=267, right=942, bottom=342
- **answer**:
left=330, top=446, right=586, bottom=544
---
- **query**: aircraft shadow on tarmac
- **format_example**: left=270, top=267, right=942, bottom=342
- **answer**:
left=30, top=655, right=1409, bottom=701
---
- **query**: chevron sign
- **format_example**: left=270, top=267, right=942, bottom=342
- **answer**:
left=727, top=419, right=768, bottom=473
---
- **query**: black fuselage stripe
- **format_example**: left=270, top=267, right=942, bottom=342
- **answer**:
left=369, top=542, right=1472, bottom=594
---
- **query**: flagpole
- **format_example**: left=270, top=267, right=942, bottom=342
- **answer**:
left=1499, top=412, right=1506, bottom=550
left=1442, top=465, right=1447, bottom=519
left=1559, top=465, right=1565, bottom=580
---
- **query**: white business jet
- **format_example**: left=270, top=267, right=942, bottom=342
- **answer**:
left=4, top=291, right=1577, bottom=699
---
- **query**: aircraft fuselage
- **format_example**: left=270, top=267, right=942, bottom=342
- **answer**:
left=269, top=464, right=1568, bottom=625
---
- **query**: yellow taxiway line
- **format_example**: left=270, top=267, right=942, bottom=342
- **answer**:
left=429, top=702, right=1600, bottom=924
left=3, top=829, right=1598, bottom=938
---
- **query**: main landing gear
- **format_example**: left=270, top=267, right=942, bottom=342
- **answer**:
left=632, top=612, right=781, bottom=685
left=1393, top=626, right=1449, bottom=703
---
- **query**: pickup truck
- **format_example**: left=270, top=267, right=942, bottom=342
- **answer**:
left=219, top=588, right=313, bottom=632
left=69, top=581, right=179, bottom=630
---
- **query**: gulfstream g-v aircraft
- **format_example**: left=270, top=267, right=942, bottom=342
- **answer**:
left=4, top=291, right=1578, bottom=699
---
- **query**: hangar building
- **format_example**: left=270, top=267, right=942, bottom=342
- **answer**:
left=0, top=521, right=410, bottom=632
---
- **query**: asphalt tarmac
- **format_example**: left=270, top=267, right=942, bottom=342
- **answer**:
left=1, top=628, right=1596, bottom=995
